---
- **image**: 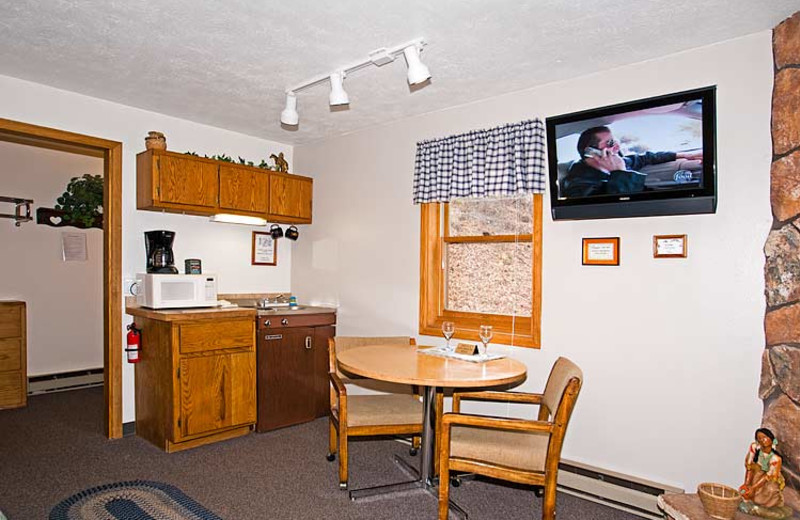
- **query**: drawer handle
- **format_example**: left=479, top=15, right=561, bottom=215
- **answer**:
left=305, top=336, right=312, bottom=349
left=265, top=334, right=283, bottom=341
left=263, top=320, right=271, bottom=327
left=281, top=318, right=289, bottom=326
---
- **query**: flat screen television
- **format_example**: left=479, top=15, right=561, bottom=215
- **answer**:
left=546, top=86, right=717, bottom=220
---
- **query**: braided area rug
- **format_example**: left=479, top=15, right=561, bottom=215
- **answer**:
left=49, top=480, right=222, bottom=520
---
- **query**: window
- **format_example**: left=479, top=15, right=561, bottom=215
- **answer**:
left=419, top=194, right=542, bottom=348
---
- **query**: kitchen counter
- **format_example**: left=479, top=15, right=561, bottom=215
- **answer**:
left=125, top=300, right=336, bottom=322
left=125, top=302, right=257, bottom=322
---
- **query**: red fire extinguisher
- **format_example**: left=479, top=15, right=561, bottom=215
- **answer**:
left=126, top=323, right=142, bottom=363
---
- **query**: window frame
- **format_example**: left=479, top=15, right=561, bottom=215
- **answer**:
left=419, top=194, right=542, bottom=348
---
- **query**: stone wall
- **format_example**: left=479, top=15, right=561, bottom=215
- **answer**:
left=762, top=10, right=800, bottom=498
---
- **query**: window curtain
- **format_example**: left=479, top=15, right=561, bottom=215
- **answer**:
left=413, top=118, right=546, bottom=204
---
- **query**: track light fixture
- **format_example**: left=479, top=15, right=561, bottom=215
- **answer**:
left=403, top=45, right=431, bottom=85
left=329, top=71, right=349, bottom=106
left=280, top=92, right=299, bottom=126
left=280, top=38, right=430, bottom=126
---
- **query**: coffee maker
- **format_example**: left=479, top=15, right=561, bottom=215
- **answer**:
left=145, top=230, right=178, bottom=274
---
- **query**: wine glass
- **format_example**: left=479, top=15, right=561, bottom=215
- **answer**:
left=479, top=325, right=493, bottom=355
left=442, top=321, right=455, bottom=351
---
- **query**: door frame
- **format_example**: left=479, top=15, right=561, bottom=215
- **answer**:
left=0, top=118, right=123, bottom=439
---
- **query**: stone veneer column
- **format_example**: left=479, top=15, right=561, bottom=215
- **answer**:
left=762, top=10, right=800, bottom=501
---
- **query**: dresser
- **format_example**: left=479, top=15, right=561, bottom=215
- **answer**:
left=0, top=301, right=27, bottom=409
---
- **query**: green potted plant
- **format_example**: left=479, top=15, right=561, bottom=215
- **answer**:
left=55, top=174, right=104, bottom=228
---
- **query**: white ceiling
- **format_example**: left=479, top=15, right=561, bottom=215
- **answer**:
left=0, top=1, right=797, bottom=145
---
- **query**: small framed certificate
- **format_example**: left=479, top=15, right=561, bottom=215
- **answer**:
left=252, top=231, right=277, bottom=266
left=582, top=237, right=620, bottom=266
left=653, top=234, right=687, bottom=258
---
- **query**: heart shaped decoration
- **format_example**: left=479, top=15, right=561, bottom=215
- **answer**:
left=49, top=216, right=62, bottom=225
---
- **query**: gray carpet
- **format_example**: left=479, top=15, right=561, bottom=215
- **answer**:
left=0, top=388, right=642, bottom=519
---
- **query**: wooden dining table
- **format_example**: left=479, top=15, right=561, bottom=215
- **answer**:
left=336, top=343, right=527, bottom=517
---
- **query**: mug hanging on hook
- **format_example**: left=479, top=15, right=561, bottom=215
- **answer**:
left=269, top=224, right=283, bottom=239
left=285, top=225, right=299, bottom=241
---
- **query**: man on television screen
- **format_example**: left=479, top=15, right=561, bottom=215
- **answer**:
left=560, top=126, right=702, bottom=198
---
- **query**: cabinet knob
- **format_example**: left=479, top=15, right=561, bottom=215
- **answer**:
left=264, top=320, right=271, bottom=327
left=281, top=318, right=289, bottom=326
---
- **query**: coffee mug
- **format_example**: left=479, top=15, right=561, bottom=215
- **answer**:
left=285, top=225, right=299, bottom=241
left=269, top=224, right=283, bottom=239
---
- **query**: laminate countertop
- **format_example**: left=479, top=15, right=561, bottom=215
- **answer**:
left=125, top=302, right=336, bottom=322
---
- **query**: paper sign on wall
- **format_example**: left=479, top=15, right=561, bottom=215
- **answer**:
left=61, top=232, right=88, bottom=262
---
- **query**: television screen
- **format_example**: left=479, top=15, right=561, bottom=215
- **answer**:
left=546, top=87, right=717, bottom=220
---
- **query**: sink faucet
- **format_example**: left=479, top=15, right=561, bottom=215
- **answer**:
left=274, top=294, right=291, bottom=304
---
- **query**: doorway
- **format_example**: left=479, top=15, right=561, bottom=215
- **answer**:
left=0, top=118, right=122, bottom=439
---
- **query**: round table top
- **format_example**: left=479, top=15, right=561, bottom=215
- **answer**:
left=337, top=344, right=527, bottom=388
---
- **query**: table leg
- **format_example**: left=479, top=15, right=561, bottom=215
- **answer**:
left=348, top=386, right=468, bottom=519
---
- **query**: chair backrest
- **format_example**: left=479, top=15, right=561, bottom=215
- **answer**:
left=328, top=336, right=415, bottom=378
left=541, top=357, right=583, bottom=422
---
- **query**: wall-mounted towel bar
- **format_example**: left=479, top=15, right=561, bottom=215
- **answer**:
left=0, top=196, right=34, bottom=226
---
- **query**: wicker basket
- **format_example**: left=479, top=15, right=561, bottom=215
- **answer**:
left=697, top=482, right=742, bottom=520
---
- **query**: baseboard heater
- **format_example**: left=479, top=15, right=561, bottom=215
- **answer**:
left=28, top=368, right=104, bottom=395
left=558, top=459, right=683, bottom=519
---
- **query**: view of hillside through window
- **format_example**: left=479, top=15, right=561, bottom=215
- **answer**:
left=446, top=196, right=533, bottom=316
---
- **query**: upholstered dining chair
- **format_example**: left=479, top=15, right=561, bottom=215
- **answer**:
left=437, top=357, right=583, bottom=520
left=327, top=336, right=425, bottom=490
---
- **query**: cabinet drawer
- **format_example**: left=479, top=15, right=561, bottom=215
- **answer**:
left=0, top=306, right=21, bottom=339
left=0, top=339, right=21, bottom=371
left=257, top=313, right=336, bottom=330
left=0, top=371, right=24, bottom=408
left=179, top=319, right=254, bottom=354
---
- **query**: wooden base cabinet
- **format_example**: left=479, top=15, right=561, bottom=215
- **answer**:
left=256, top=313, right=335, bottom=432
left=134, top=316, right=256, bottom=452
left=0, top=301, right=26, bottom=410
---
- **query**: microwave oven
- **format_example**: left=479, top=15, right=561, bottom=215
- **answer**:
left=136, top=273, right=219, bottom=309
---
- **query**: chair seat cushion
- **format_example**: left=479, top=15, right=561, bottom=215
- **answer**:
left=345, top=394, right=422, bottom=427
left=450, top=425, right=550, bottom=472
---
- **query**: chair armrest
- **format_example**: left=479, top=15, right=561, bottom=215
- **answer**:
left=329, top=372, right=347, bottom=396
left=452, top=390, right=542, bottom=412
left=442, top=412, right=553, bottom=434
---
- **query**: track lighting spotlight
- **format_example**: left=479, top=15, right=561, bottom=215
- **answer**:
left=280, top=38, right=430, bottom=126
left=280, top=92, right=299, bottom=125
left=329, top=72, right=349, bottom=106
left=403, top=44, right=431, bottom=85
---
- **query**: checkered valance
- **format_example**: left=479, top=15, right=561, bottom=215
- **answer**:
left=413, top=118, right=546, bottom=204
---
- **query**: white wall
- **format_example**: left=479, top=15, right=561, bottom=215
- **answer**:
left=292, top=32, right=774, bottom=491
left=0, top=142, right=104, bottom=375
left=0, top=74, right=296, bottom=421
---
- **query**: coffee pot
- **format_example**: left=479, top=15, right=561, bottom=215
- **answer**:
left=145, top=230, right=178, bottom=274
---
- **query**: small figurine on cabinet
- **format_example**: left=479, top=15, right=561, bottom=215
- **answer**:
left=270, top=152, right=289, bottom=173
left=738, top=427, right=794, bottom=519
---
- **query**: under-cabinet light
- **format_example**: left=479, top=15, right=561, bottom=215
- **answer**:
left=209, top=214, right=267, bottom=226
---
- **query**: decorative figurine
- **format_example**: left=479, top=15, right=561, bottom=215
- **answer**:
left=270, top=152, right=289, bottom=173
left=738, top=428, right=794, bottom=519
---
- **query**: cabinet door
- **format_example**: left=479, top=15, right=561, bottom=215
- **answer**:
left=219, top=165, right=269, bottom=214
left=256, top=327, right=317, bottom=431
left=313, top=325, right=336, bottom=417
left=269, top=174, right=312, bottom=222
left=157, top=154, right=218, bottom=208
left=177, top=350, right=256, bottom=440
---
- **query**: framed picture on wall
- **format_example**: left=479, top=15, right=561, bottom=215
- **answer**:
left=582, top=237, right=620, bottom=266
left=252, top=231, right=277, bottom=266
left=653, top=234, right=687, bottom=258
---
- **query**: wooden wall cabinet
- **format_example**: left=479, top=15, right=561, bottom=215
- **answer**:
left=0, top=301, right=26, bottom=410
left=134, top=315, right=257, bottom=452
left=256, top=312, right=335, bottom=432
left=137, top=149, right=313, bottom=223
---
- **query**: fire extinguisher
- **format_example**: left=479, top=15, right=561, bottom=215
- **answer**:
left=126, top=323, right=142, bottom=363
